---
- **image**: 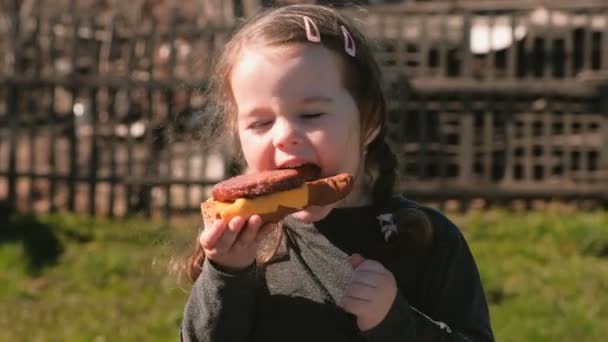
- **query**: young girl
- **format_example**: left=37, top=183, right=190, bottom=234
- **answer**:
left=181, top=4, right=494, bottom=341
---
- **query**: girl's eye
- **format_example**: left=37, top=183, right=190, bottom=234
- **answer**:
left=300, top=112, right=324, bottom=119
left=248, top=120, right=272, bottom=130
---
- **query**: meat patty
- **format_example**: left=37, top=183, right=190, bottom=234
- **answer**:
left=211, top=164, right=321, bottom=202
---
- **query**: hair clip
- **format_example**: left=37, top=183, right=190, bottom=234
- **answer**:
left=341, top=25, right=356, bottom=57
left=303, top=16, right=321, bottom=43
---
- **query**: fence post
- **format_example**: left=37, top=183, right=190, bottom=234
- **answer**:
left=6, top=84, right=18, bottom=210
left=599, top=84, right=608, bottom=193
left=459, top=95, right=474, bottom=186
left=6, top=0, right=20, bottom=210
left=458, top=12, right=474, bottom=192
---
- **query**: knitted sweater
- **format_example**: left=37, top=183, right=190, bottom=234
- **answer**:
left=181, top=197, right=494, bottom=341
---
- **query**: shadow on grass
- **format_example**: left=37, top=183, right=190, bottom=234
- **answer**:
left=0, top=201, right=63, bottom=275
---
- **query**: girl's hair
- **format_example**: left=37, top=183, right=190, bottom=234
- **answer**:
left=185, top=4, right=399, bottom=282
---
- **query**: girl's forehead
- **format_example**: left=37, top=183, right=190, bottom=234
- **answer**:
left=231, top=43, right=346, bottom=104
left=235, top=43, right=341, bottom=77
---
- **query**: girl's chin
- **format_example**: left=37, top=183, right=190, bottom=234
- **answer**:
left=290, top=205, right=334, bottom=223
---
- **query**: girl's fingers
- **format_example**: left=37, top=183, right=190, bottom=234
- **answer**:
left=349, top=253, right=366, bottom=269
left=215, top=216, right=246, bottom=251
left=341, top=294, right=367, bottom=316
left=353, top=259, right=391, bottom=276
left=237, top=215, right=263, bottom=246
left=352, top=270, right=386, bottom=287
left=345, top=281, right=376, bottom=301
left=200, top=219, right=228, bottom=250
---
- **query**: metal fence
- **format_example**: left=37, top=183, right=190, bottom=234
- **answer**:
left=1, top=1, right=607, bottom=218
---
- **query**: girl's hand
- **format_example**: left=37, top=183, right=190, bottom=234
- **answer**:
left=199, top=215, right=269, bottom=272
left=341, top=254, right=398, bottom=332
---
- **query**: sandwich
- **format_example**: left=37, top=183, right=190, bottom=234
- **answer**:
left=201, top=164, right=353, bottom=225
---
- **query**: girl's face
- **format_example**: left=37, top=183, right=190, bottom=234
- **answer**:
left=231, top=43, right=369, bottom=222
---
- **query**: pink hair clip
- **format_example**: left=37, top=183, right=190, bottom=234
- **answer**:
left=303, top=16, right=321, bottom=43
left=341, top=25, right=356, bottom=57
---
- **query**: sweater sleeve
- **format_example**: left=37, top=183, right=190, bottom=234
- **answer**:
left=180, top=259, right=257, bottom=342
left=362, top=209, right=495, bottom=342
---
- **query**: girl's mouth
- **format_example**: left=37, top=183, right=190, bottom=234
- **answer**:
left=278, top=163, right=321, bottom=181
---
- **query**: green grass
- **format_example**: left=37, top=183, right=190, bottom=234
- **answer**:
left=0, top=213, right=197, bottom=342
left=1, top=208, right=607, bottom=341
left=458, top=208, right=608, bottom=342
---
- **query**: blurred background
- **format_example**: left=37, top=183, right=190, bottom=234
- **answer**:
left=1, top=0, right=607, bottom=341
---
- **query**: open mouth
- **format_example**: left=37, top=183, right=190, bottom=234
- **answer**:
left=278, top=163, right=321, bottom=182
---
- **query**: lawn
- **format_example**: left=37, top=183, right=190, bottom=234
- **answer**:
left=1, top=206, right=607, bottom=341
left=0, top=213, right=195, bottom=341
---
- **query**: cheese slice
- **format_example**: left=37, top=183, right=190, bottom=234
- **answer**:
left=213, top=184, right=309, bottom=220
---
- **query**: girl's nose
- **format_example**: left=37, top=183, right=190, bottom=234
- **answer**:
left=273, top=120, right=302, bottom=149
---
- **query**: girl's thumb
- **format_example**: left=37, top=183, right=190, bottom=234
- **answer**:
left=348, top=253, right=365, bottom=269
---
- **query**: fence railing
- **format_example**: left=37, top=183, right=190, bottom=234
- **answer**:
left=353, top=6, right=608, bottom=81
left=1, top=3, right=607, bottom=217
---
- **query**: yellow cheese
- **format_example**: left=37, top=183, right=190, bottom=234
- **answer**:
left=214, top=184, right=309, bottom=220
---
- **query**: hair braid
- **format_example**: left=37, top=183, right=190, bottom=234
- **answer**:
left=366, top=134, right=398, bottom=205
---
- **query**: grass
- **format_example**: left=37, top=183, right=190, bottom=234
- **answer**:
left=1, top=207, right=607, bottom=341
left=458, top=208, right=608, bottom=342
left=0, top=212, right=197, bottom=342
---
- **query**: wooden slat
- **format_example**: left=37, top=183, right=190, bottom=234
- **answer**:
left=410, top=79, right=596, bottom=96
left=459, top=95, right=474, bottom=183
left=141, top=19, right=157, bottom=217
left=47, top=87, right=58, bottom=212
left=87, top=86, right=99, bottom=216
left=543, top=98, right=553, bottom=180
left=107, top=88, right=117, bottom=217
left=396, top=182, right=608, bottom=201
left=163, top=15, right=179, bottom=218
left=599, top=86, right=608, bottom=173
left=603, top=11, right=608, bottom=70
left=502, top=97, right=515, bottom=182
left=416, top=95, right=428, bottom=179
left=507, top=14, right=517, bottom=79
left=67, top=19, right=80, bottom=212
left=579, top=106, right=590, bottom=181
left=437, top=99, right=448, bottom=178
left=483, top=96, right=494, bottom=182
left=563, top=103, right=573, bottom=180
left=0, top=75, right=208, bottom=90
left=27, top=91, right=37, bottom=211
left=418, top=14, right=429, bottom=77
left=522, top=112, right=533, bottom=182
left=88, top=18, right=101, bottom=216
left=0, top=172, right=220, bottom=186
left=48, top=16, right=58, bottom=213
left=543, top=9, right=554, bottom=80
left=184, top=89, right=194, bottom=209
left=461, top=13, right=472, bottom=79
left=6, top=85, right=18, bottom=209
left=6, top=1, right=19, bottom=209
left=564, top=14, right=574, bottom=78
left=438, top=13, right=447, bottom=78
left=581, top=12, right=592, bottom=72
left=365, top=0, right=608, bottom=14
left=124, top=19, right=139, bottom=214
left=487, top=15, right=496, bottom=81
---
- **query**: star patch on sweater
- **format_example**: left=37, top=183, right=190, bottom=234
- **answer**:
left=376, top=213, right=399, bottom=242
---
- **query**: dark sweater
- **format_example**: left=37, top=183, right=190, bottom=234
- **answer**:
left=181, top=197, right=494, bottom=341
